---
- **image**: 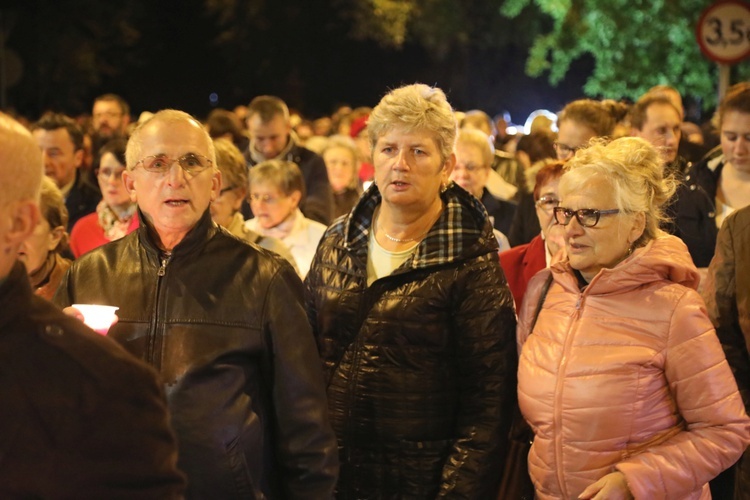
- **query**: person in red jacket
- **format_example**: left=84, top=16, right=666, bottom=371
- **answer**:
left=518, top=137, right=750, bottom=499
left=499, top=161, right=564, bottom=312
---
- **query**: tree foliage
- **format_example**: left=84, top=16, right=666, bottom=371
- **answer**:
left=501, top=0, right=750, bottom=108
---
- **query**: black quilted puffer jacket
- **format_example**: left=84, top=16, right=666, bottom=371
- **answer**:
left=305, top=183, right=517, bottom=499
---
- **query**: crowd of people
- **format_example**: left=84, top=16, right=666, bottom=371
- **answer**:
left=2, top=80, right=750, bottom=499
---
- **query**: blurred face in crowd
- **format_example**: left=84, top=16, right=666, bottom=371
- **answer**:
left=249, top=182, right=301, bottom=230
left=720, top=110, right=750, bottom=174
left=123, top=118, right=220, bottom=250
left=17, top=215, right=64, bottom=275
left=534, top=176, right=562, bottom=254
left=32, top=127, right=82, bottom=189
left=247, top=113, right=291, bottom=160
left=555, top=120, right=597, bottom=161
left=558, top=174, right=643, bottom=282
left=97, top=152, right=132, bottom=213
left=323, top=146, right=357, bottom=193
left=450, top=141, right=489, bottom=199
left=633, top=103, right=681, bottom=163
left=373, top=127, right=453, bottom=215
left=210, top=184, right=245, bottom=228
left=93, top=99, right=128, bottom=139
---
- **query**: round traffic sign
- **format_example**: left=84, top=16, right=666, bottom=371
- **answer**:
left=696, top=0, right=750, bottom=64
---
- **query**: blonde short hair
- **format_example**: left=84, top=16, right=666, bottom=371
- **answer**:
left=456, top=128, right=494, bottom=168
left=125, top=109, right=216, bottom=170
left=213, top=138, right=248, bottom=191
left=368, top=83, right=457, bottom=164
left=39, top=176, right=69, bottom=253
left=561, top=137, right=676, bottom=248
left=249, top=160, right=305, bottom=198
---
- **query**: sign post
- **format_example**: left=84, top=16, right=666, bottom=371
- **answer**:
left=696, top=0, right=750, bottom=100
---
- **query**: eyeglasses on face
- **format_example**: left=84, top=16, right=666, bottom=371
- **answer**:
left=553, top=141, right=580, bottom=157
left=94, top=111, right=122, bottom=120
left=135, top=153, right=213, bottom=175
left=249, top=193, right=280, bottom=204
left=96, top=167, right=125, bottom=180
left=553, top=206, right=620, bottom=228
left=454, top=162, right=486, bottom=173
left=535, top=195, right=560, bottom=211
left=219, top=185, right=238, bottom=196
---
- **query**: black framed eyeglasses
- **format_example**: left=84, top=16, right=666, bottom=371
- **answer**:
left=135, top=153, right=213, bottom=175
left=553, top=207, right=620, bottom=228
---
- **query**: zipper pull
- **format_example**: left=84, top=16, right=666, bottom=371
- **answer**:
left=575, top=295, right=583, bottom=310
left=158, top=252, right=171, bottom=277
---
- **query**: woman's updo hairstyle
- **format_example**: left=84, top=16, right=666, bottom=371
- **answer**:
left=561, top=137, right=676, bottom=248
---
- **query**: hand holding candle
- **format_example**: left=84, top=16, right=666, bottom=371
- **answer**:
left=70, top=304, right=119, bottom=335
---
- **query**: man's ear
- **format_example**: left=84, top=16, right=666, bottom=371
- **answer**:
left=5, top=200, right=40, bottom=246
left=122, top=169, right=138, bottom=203
left=210, top=171, right=222, bottom=202
left=74, top=148, right=84, bottom=169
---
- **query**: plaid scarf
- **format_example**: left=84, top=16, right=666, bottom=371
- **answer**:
left=339, top=181, right=498, bottom=273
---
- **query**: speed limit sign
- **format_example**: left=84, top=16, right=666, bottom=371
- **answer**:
left=696, top=0, right=750, bottom=64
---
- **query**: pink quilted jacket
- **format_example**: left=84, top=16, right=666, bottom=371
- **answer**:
left=517, top=235, right=750, bottom=499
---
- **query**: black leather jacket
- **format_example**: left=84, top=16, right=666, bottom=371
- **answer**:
left=305, top=184, right=517, bottom=499
left=55, top=209, right=338, bottom=499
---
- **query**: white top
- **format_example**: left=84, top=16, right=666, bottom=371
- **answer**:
left=367, top=230, right=418, bottom=286
left=245, top=209, right=327, bottom=279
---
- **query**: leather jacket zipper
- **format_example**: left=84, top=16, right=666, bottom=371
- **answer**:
left=147, top=252, right=171, bottom=366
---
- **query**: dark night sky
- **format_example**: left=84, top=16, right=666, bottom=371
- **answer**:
left=4, top=0, right=593, bottom=126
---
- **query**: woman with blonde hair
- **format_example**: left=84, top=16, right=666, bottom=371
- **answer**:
left=306, top=83, right=517, bottom=498
left=518, top=137, right=750, bottom=499
left=321, top=134, right=363, bottom=219
left=210, top=138, right=297, bottom=270
left=18, top=177, right=71, bottom=300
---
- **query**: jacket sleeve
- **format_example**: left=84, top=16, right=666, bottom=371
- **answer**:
left=263, top=263, right=339, bottom=499
left=300, top=153, right=334, bottom=226
left=438, top=254, right=518, bottom=499
left=702, top=214, right=750, bottom=410
left=615, top=290, right=750, bottom=499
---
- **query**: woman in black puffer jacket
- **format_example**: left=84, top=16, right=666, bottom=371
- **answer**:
left=305, top=83, right=518, bottom=499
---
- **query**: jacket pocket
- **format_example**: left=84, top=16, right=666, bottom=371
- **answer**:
left=398, top=439, right=452, bottom=498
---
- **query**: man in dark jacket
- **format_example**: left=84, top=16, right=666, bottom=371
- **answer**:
left=31, top=113, right=101, bottom=230
left=244, top=95, right=334, bottom=225
left=0, top=112, right=185, bottom=497
left=55, top=110, right=338, bottom=499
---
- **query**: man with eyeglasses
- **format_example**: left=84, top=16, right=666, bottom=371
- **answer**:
left=243, top=95, right=334, bottom=225
left=55, top=109, right=338, bottom=499
left=31, top=113, right=101, bottom=230
left=92, top=93, right=131, bottom=142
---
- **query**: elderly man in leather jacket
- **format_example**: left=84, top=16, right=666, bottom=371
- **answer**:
left=55, top=110, right=338, bottom=499
left=0, top=113, right=186, bottom=497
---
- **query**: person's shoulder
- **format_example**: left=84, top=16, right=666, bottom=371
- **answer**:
left=17, top=296, right=157, bottom=388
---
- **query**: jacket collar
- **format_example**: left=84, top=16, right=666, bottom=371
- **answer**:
left=339, top=181, right=498, bottom=271
left=136, top=207, right=218, bottom=258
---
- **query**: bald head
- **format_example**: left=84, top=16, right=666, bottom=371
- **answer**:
left=0, top=113, right=43, bottom=203
left=0, top=113, right=43, bottom=278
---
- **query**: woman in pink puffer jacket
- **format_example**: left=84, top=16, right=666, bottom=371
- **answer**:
left=518, top=137, right=750, bottom=499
